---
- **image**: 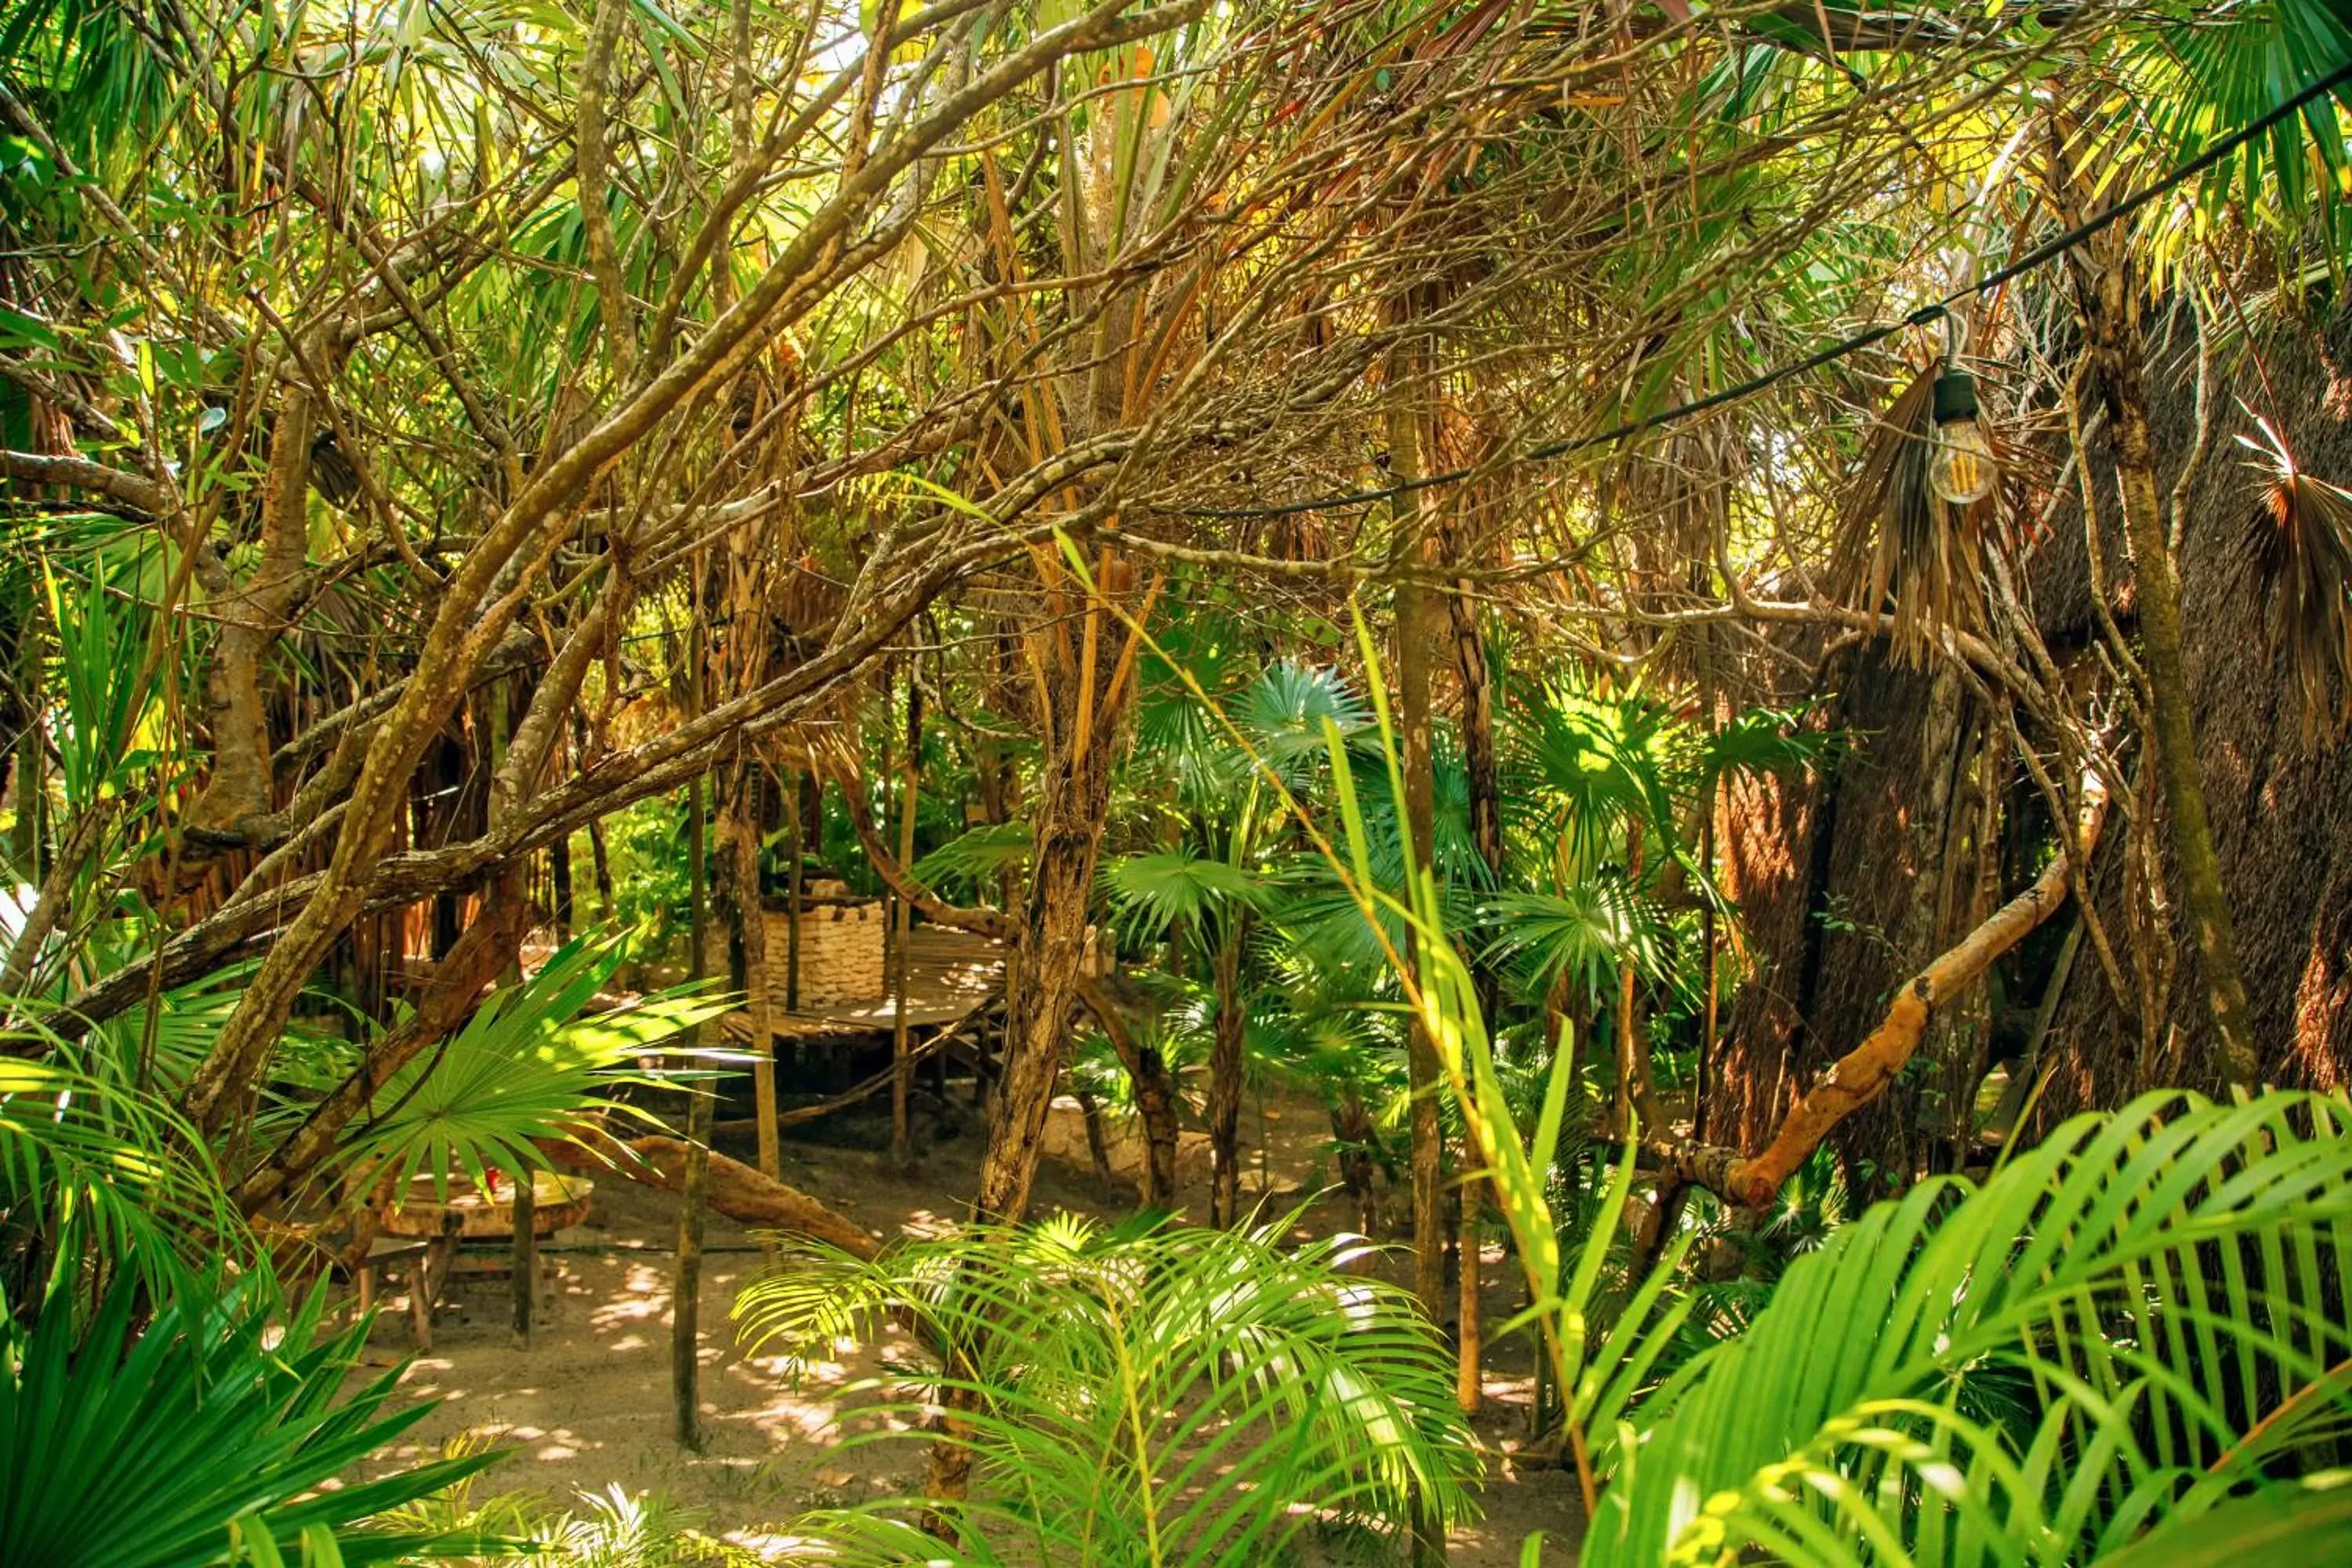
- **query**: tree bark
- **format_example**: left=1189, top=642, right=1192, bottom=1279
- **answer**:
left=731, top=763, right=779, bottom=1180
left=1444, top=547, right=1499, bottom=1415
left=929, top=554, right=1147, bottom=1510
left=893, top=663, right=925, bottom=1169
left=2062, top=207, right=2259, bottom=1088
left=1388, top=371, right=1447, bottom=1335
left=1078, top=975, right=1178, bottom=1206
left=542, top=1132, right=876, bottom=1256
left=674, top=736, right=713, bottom=1452
left=1207, top=920, right=1247, bottom=1228
left=971, top=554, right=1146, bottom=1226
left=1663, top=767, right=2110, bottom=1206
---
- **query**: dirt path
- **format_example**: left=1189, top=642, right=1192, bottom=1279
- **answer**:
left=364, top=1112, right=1581, bottom=1563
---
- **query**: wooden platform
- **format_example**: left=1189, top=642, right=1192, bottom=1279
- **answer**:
left=724, top=926, right=1005, bottom=1041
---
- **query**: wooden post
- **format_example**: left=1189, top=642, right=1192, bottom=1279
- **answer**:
left=892, top=662, right=924, bottom=1169
left=740, top=765, right=780, bottom=1181
left=510, top=1171, right=536, bottom=1350
left=784, top=769, right=804, bottom=1013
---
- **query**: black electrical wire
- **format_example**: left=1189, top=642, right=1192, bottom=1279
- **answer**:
left=1185, top=56, right=2352, bottom=524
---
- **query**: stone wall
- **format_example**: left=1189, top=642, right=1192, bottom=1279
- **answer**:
left=764, top=887, right=884, bottom=1007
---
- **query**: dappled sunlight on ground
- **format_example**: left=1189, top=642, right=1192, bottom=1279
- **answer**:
left=356, top=1114, right=1577, bottom=1563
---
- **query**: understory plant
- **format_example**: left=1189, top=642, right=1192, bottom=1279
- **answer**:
left=733, top=1212, right=1480, bottom=1566
left=0, top=1270, right=493, bottom=1567
left=1324, top=615, right=2352, bottom=1565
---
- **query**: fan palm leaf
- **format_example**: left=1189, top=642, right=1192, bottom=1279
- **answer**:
left=332, top=933, right=732, bottom=1200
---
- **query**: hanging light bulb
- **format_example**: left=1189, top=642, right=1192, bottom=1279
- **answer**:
left=1927, top=361, right=1997, bottom=507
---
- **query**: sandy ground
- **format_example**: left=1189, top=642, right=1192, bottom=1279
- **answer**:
left=363, top=1100, right=1583, bottom=1564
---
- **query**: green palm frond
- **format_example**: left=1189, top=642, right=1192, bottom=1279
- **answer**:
left=1101, top=849, right=1266, bottom=947
left=1480, top=880, right=1668, bottom=1009
left=2135, top=0, right=2352, bottom=238
left=0, top=1051, right=247, bottom=1294
left=2095, top=1477, right=2352, bottom=1568
left=1235, top=659, right=1372, bottom=785
left=911, top=819, right=1034, bottom=898
left=735, top=1214, right=1479, bottom=1567
left=0, top=1269, right=498, bottom=1567
left=1588, top=1091, right=2352, bottom=1566
left=1692, top=702, right=1838, bottom=789
left=1504, top=674, right=1682, bottom=878
left=332, top=932, right=733, bottom=1198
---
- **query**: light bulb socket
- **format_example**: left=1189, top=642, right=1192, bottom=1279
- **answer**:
left=1932, top=366, right=1981, bottom=426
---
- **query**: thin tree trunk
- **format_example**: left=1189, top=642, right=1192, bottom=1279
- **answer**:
left=1079, top=976, right=1178, bottom=1206
left=1445, top=539, right=1500, bottom=1416
left=510, top=1171, right=536, bottom=1350
left=1207, top=922, right=1247, bottom=1228
left=2063, top=198, right=2259, bottom=1088
left=1615, top=822, right=1662, bottom=1134
left=589, top=815, right=615, bottom=921
left=550, top=830, right=575, bottom=943
left=894, top=664, right=924, bottom=1169
left=735, top=764, right=779, bottom=1181
left=1388, top=331, right=1449, bottom=1568
left=1388, top=368, right=1446, bottom=1335
left=784, top=769, right=804, bottom=1012
left=1696, top=795, right=1718, bottom=1143
left=1332, top=1094, right=1380, bottom=1236
left=930, top=554, right=1148, bottom=1511
left=673, top=668, right=713, bottom=1452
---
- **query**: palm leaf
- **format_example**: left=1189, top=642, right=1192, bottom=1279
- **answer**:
left=1587, top=1092, right=2352, bottom=1566
left=735, top=1215, right=1479, bottom=1566
left=2236, top=415, right=2352, bottom=742
left=0, top=1269, right=497, bottom=1566
left=332, top=932, right=733, bottom=1199
left=1101, top=849, right=1266, bottom=947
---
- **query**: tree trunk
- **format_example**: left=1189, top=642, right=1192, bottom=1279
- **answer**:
left=1079, top=976, right=1178, bottom=1207
left=971, top=555, right=1146, bottom=1225
left=673, top=732, right=713, bottom=1452
left=550, top=830, right=575, bottom=942
left=783, top=768, right=804, bottom=1011
left=1207, top=922, right=1247, bottom=1228
left=1388, top=372, right=1446, bottom=1334
left=1444, top=546, right=1499, bottom=1416
left=542, top=1132, right=875, bottom=1255
left=1614, top=822, right=1663, bottom=1136
left=732, top=764, right=779, bottom=1180
left=931, top=554, right=1147, bottom=1510
left=510, top=1171, right=537, bottom=1351
left=1389, top=335, right=1450, bottom=1568
left=2057, top=130, right=2258, bottom=1089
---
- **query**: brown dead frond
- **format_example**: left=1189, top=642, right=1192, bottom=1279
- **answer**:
left=2238, top=415, right=2352, bottom=743
left=1831, top=364, right=1991, bottom=662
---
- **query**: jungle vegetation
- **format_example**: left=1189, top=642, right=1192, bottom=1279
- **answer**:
left=5, top=0, right=2352, bottom=1563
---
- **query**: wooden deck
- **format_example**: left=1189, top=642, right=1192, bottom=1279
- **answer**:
left=724, top=925, right=1005, bottom=1041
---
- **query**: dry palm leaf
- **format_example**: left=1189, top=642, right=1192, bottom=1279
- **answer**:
left=2238, top=416, right=2352, bottom=743
left=1830, top=363, right=1991, bottom=663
